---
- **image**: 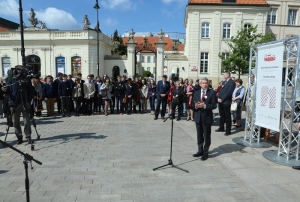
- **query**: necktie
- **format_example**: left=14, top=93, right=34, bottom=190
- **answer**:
left=163, top=82, right=165, bottom=87
left=202, top=90, right=205, bottom=101
left=176, top=89, right=178, bottom=94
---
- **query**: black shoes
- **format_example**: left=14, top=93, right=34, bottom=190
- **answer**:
left=292, top=166, right=300, bottom=170
left=201, top=155, right=208, bottom=161
left=17, top=138, right=23, bottom=144
left=176, top=118, right=180, bottom=121
left=193, top=152, right=203, bottom=157
left=154, top=117, right=158, bottom=120
left=215, top=128, right=225, bottom=132
left=224, top=132, right=231, bottom=136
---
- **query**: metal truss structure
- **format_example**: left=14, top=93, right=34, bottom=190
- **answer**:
left=245, top=36, right=300, bottom=161
left=279, top=36, right=300, bottom=160
left=244, top=47, right=261, bottom=143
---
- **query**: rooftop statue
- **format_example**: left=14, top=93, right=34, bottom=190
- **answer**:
left=28, top=8, right=38, bottom=27
left=82, top=15, right=91, bottom=30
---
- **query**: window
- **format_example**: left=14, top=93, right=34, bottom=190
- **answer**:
left=200, top=53, right=209, bottom=73
left=267, top=8, right=277, bottom=24
left=71, top=56, right=81, bottom=77
left=147, top=67, right=150, bottom=71
left=154, top=56, right=156, bottom=63
left=56, top=57, right=65, bottom=74
left=141, top=56, right=145, bottom=63
left=201, top=22, right=210, bottom=38
left=2, top=57, right=10, bottom=77
left=244, top=23, right=252, bottom=29
left=147, top=56, right=151, bottom=63
left=223, top=23, right=231, bottom=39
left=288, top=9, right=298, bottom=25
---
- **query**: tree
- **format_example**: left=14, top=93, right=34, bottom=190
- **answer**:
left=112, top=30, right=127, bottom=55
left=218, top=25, right=275, bottom=78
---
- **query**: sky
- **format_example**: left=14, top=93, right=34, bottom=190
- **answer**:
left=0, top=0, right=187, bottom=36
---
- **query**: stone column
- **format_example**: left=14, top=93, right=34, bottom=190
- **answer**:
left=154, top=41, right=167, bottom=81
left=125, top=29, right=137, bottom=79
left=126, top=41, right=137, bottom=79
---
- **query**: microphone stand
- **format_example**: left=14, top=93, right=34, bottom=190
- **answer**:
left=153, top=99, right=189, bottom=173
left=0, top=140, right=42, bottom=202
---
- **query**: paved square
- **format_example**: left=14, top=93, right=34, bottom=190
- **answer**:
left=1, top=112, right=300, bottom=202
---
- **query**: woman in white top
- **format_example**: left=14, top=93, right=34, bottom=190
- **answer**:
left=140, top=78, right=148, bottom=113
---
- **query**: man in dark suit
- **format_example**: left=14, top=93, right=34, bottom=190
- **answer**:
left=154, top=75, right=170, bottom=120
left=192, top=77, right=217, bottom=161
left=216, top=71, right=236, bottom=136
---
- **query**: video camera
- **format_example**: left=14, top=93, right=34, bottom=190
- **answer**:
left=13, top=65, right=40, bottom=81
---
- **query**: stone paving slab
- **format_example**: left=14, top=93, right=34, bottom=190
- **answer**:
left=0, top=111, right=300, bottom=202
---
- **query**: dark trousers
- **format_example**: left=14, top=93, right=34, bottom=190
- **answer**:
left=93, top=97, right=98, bottom=112
left=149, top=96, right=156, bottom=111
left=126, top=98, right=132, bottom=114
left=61, top=97, right=70, bottom=115
left=110, top=96, right=115, bottom=113
left=133, top=98, right=141, bottom=113
left=57, top=96, right=62, bottom=113
left=115, top=95, right=123, bottom=113
left=94, top=97, right=101, bottom=112
left=195, top=114, right=211, bottom=155
left=74, top=97, right=82, bottom=115
left=155, top=97, right=167, bottom=118
left=171, top=101, right=182, bottom=119
left=219, top=103, right=231, bottom=133
left=85, top=98, right=93, bottom=115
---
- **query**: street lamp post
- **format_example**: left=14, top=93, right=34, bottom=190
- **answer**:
left=94, top=0, right=100, bottom=76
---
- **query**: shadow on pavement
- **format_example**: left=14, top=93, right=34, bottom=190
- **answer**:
left=0, top=170, right=9, bottom=175
left=209, top=143, right=246, bottom=158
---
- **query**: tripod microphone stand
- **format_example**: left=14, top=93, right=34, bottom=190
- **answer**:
left=153, top=103, right=189, bottom=173
left=0, top=140, right=42, bottom=202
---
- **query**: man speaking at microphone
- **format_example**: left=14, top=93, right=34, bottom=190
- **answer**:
left=192, top=77, right=217, bottom=161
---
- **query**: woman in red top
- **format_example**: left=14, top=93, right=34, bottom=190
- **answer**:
left=167, top=79, right=175, bottom=116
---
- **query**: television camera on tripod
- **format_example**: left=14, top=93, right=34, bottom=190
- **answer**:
left=2, top=65, right=41, bottom=150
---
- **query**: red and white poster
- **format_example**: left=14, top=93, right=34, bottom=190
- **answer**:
left=255, top=42, right=284, bottom=132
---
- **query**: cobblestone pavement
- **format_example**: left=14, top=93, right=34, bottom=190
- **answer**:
left=0, top=111, right=300, bottom=202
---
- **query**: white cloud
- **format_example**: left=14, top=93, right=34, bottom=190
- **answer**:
left=0, top=0, right=80, bottom=30
left=100, top=0, right=134, bottom=10
left=34, top=7, right=80, bottom=30
left=0, top=0, right=19, bottom=18
left=103, top=17, right=118, bottom=27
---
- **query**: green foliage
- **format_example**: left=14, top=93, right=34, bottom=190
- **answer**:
left=142, top=71, right=151, bottom=77
left=112, top=30, right=127, bottom=55
left=218, top=25, right=275, bottom=78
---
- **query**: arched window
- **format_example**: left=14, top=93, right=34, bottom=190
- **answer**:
left=223, top=23, right=231, bottom=39
left=71, top=56, right=81, bottom=77
left=2, top=57, right=11, bottom=77
left=56, top=57, right=65, bottom=74
left=201, top=22, right=210, bottom=38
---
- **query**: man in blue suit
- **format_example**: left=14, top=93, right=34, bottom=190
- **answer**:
left=154, top=75, right=170, bottom=120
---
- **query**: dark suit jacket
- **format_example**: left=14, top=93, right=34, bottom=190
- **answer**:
left=218, top=79, right=235, bottom=105
left=193, top=88, right=217, bottom=124
left=156, top=80, right=170, bottom=98
left=171, top=86, right=184, bottom=102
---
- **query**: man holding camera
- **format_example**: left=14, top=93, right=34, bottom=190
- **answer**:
left=2, top=66, right=34, bottom=144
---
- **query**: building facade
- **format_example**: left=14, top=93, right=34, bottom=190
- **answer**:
left=266, top=0, right=300, bottom=39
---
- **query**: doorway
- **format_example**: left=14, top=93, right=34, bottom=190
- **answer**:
left=112, top=66, right=120, bottom=81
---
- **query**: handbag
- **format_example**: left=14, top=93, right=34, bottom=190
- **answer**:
left=122, top=97, right=126, bottom=104
left=231, top=102, right=237, bottom=111
left=100, top=89, right=107, bottom=97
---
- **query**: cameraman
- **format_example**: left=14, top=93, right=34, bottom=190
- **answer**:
left=1, top=65, right=34, bottom=144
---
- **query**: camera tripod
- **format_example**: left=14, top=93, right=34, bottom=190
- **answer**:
left=0, top=139, right=42, bottom=202
left=153, top=98, right=189, bottom=173
left=2, top=80, right=40, bottom=151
